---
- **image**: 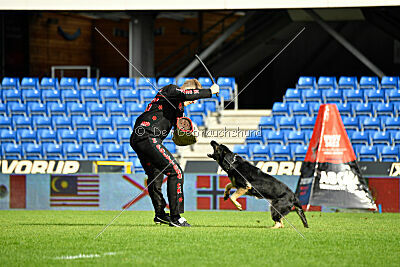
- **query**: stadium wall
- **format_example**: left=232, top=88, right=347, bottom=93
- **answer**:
left=0, top=163, right=399, bottom=212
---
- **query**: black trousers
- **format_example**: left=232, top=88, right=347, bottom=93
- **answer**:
left=130, top=136, right=184, bottom=216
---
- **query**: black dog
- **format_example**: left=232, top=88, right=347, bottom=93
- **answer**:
left=208, top=140, right=308, bottom=228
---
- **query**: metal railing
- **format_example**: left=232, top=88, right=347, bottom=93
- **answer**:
left=51, top=65, right=100, bottom=79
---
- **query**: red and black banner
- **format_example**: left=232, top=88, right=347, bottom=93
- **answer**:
left=296, top=104, right=376, bottom=210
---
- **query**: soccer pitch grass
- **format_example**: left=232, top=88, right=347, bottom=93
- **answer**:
left=0, top=210, right=399, bottom=266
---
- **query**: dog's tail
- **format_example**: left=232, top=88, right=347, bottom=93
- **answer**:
left=293, top=198, right=309, bottom=228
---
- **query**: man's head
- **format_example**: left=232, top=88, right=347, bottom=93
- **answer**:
left=181, top=79, right=203, bottom=106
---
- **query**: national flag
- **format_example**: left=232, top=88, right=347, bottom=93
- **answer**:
left=50, top=175, right=99, bottom=207
left=196, top=175, right=246, bottom=210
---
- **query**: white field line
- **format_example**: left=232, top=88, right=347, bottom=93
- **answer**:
left=54, top=252, right=118, bottom=260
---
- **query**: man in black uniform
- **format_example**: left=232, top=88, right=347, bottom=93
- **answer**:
left=130, top=79, right=220, bottom=227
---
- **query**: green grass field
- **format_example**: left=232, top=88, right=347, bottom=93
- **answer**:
left=0, top=210, right=399, bottom=266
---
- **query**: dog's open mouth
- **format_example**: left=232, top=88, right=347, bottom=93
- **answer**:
left=207, top=140, right=219, bottom=159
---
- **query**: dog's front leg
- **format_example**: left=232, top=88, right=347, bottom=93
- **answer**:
left=224, top=183, right=233, bottom=201
left=230, top=187, right=248, bottom=211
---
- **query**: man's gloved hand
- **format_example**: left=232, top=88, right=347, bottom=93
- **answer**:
left=210, top=84, right=219, bottom=95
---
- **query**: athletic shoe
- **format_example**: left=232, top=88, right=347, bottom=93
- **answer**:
left=169, top=217, right=191, bottom=227
left=154, top=213, right=171, bottom=225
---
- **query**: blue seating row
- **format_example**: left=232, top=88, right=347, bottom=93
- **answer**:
left=297, top=76, right=399, bottom=90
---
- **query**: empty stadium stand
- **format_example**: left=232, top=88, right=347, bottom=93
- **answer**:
left=0, top=76, right=236, bottom=171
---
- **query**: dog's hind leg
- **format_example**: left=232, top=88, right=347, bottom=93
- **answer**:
left=270, top=199, right=291, bottom=229
left=230, top=187, right=248, bottom=211
left=224, top=183, right=233, bottom=201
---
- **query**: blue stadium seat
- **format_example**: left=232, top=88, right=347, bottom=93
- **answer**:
left=122, top=143, right=135, bottom=158
left=381, top=76, right=399, bottom=89
left=106, top=102, right=126, bottom=116
left=293, top=145, right=308, bottom=161
left=61, top=89, right=80, bottom=102
left=141, top=89, right=157, bottom=102
left=384, top=117, right=400, bottom=130
left=264, top=131, right=286, bottom=145
left=42, top=89, right=61, bottom=103
left=13, top=116, right=32, bottom=129
left=40, top=77, right=59, bottom=90
left=28, top=102, right=46, bottom=115
left=17, top=129, right=37, bottom=144
left=251, top=145, right=269, bottom=161
left=380, top=146, right=399, bottom=162
left=127, top=103, right=145, bottom=115
left=117, top=129, right=131, bottom=143
left=67, top=102, right=87, bottom=116
left=362, top=117, right=381, bottom=131
left=133, top=157, right=144, bottom=173
left=100, top=89, right=120, bottom=103
left=324, top=89, right=343, bottom=103
left=92, top=116, right=112, bottom=130
left=278, top=117, right=297, bottom=130
left=84, top=143, right=104, bottom=159
left=336, top=103, right=353, bottom=117
left=259, top=116, right=276, bottom=130
left=21, top=77, right=39, bottom=90
left=38, top=129, right=57, bottom=144
left=99, top=77, right=117, bottom=90
left=354, top=103, right=374, bottom=117
left=22, top=88, right=41, bottom=102
left=8, top=102, right=26, bottom=115
left=0, top=129, right=17, bottom=144
left=58, top=129, right=78, bottom=144
left=299, top=117, right=316, bottom=130
left=103, top=143, right=124, bottom=160
left=74, top=116, right=92, bottom=130
left=271, top=145, right=291, bottom=161
left=24, top=143, right=42, bottom=159
left=358, top=145, right=378, bottom=161
left=365, top=89, right=385, bottom=103
left=52, top=116, right=72, bottom=130
left=118, top=77, right=136, bottom=89
left=317, top=76, right=337, bottom=90
left=63, top=143, right=83, bottom=159
left=394, top=132, right=400, bottom=145
left=359, top=76, right=379, bottom=90
left=87, top=102, right=106, bottom=116
left=303, top=89, right=323, bottom=103
left=351, top=131, right=369, bottom=145
left=119, top=89, right=140, bottom=103
left=59, top=77, right=77, bottom=90
left=187, top=102, right=206, bottom=115
left=198, top=77, right=213, bottom=88
left=386, top=89, right=400, bottom=102
left=272, top=102, right=291, bottom=116
left=242, top=129, right=262, bottom=144
left=137, top=77, right=157, bottom=90
left=80, top=89, right=100, bottom=103
left=79, top=77, right=97, bottom=90
left=338, top=76, right=358, bottom=90
left=371, top=132, right=391, bottom=146
left=80, top=129, right=98, bottom=144
left=44, top=143, right=63, bottom=160
left=233, top=145, right=249, bottom=160
left=292, top=103, right=311, bottom=116
left=4, top=143, right=23, bottom=159
left=219, top=88, right=232, bottom=101
left=33, top=116, right=52, bottom=129
left=296, top=76, right=316, bottom=90
left=343, top=89, right=364, bottom=103
left=287, top=131, right=306, bottom=145
left=98, top=129, right=118, bottom=144
left=217, top=77, right=235, bottom=90
left=158, top=77, right=176, bottom=87
left=113, top=116, right=133, bottom=130
left=0, top=103, right=6, bottom=116
left=3, top=88, right=22, bottom=102
left=283, top=88, right=302, bottom=103
left=202, top=99, right=218, bottom=113
left=190, top=115, right=204, bottom=126
left=376, top=103, right=395, bottom=117
left=1, top=77, right=20, bottom=89
left=47, top=102, right=67, bottom=115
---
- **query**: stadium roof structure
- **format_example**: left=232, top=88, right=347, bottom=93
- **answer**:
left=1, top=0, right=400, bottom=10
